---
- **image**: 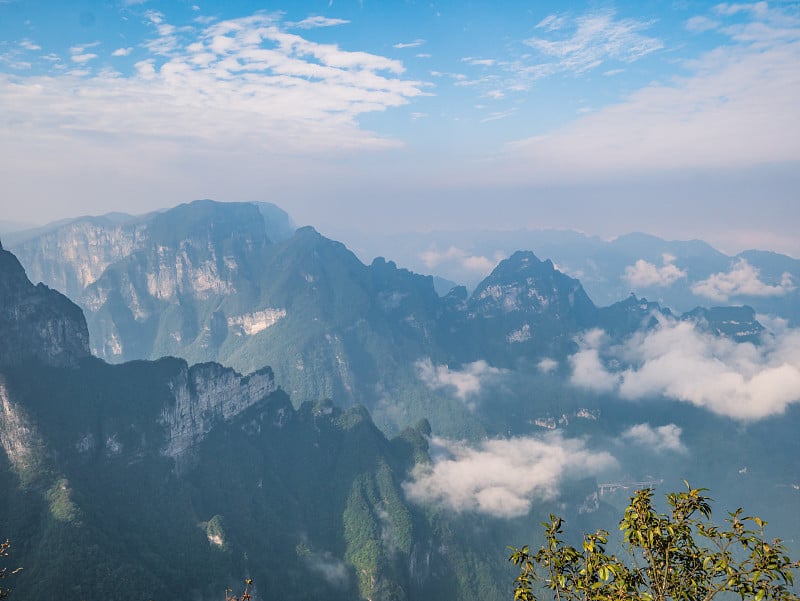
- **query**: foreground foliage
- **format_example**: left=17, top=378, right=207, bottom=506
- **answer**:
left=510, top=484, right=800, bottom=601
left=225, top=578, right=252, bottom=601
left=0, top=539, right=21, bottom=599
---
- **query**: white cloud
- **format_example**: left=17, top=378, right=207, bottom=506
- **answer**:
left=463, top=57, right=497, bottom=67
left=70, top=53, right=98, bottom=64
left=393, top=39, right=425, bottom=49
left=691, top=259, right=794, bottom=302
left=403, top=433, right=617, bottom=518
left=0, top=12, right=425, bottom=161
left=714, top=2, right=770, bottom=18
left=623, top=253, right=687, bottom=288
left=500, top=4, right=800, bottom=180
left=525, top=10, right=662, bottom=74
left=418, top=245, right=502, bottom=274
left=305, top=552, right=350, bottom=588
left=416, top=358, right=505, bottom=410
left=461, top=254, right=497, bottom=272
left=481, top=108, right=516, bottom=123
left=536, top=15, right=568, bottom=32
left=621, top=423, right=687, bottom=453
left=287, top=16, right=350, bottom=29
left=69, top=42, right=101, bottom=54
left=570, top=329, right=620, bottom=392
left=538, top=358, right=558, bottom=373
left=431, top=10, right=662, bottom=127
left=112, top=47, right=133, bottom=57
left=569, top=318, right=800, bottom=420
left=143, top=10, right=165, bottom=25
left=19, top=39, right=41, bottom=51
left=685, top=15, right=720, bottom=32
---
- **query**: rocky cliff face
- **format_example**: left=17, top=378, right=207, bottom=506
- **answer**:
left=681, top=305, right=765, bottom=343
left=160, top=362, right=276, bottom=458
left=469, top=251, right=596, bottom=321
left=0, top=242, right=90, bottom=367
left=11, top=201, right=279, bottom=363
left=0, top=375, right=44, bottom=483
left=440, top=251, right=600, bottom=365
left=9, top=216, right=146, bottom=301
left=9, top=201, right=295, bottom=304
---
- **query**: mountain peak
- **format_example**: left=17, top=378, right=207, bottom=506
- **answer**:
left=0, top=247, right=90, bottom=367
left=471, top=250, right=592, bottom=314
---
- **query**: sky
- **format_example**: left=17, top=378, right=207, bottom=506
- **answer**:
left=0, top=0, right=798, bottom=255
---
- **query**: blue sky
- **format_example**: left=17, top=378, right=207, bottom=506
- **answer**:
left=0, top=0, right=798, bottom=255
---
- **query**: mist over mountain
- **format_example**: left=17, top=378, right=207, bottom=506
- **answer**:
left=339, top=228, right=800, bottom=324
left=0, top=239, right=541, bottom=601
left=2, top=201, right=799, bottom=600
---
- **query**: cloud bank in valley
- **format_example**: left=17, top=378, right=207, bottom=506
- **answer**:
left=621, top=423, right=686, bottom=454
left=570, top=318, right=800, bottom=420
left=416, top=358, right=506, bottom=410
left=403, top=433, right=616, bottom=518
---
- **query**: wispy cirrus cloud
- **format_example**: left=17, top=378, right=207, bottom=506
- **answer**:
left=462, top=57, right=497, bottom=67
left=685, top=15, right=720, bottom=33
left=393, top=39, right=425, bottom=49
left=691, top=259, right=794, bottom=302
left=438, top=10, right=661, bottom=112
left=0, top=10, right=427, bottom=217
left=498, top=3, right=800, bottom=181
left=287, top=16, right=350, bottom=29
left=403, top=433, right=616, bottom=518
left=0, top=12, right=425, bottom=158
left=525, top=10, right=663, bottom=74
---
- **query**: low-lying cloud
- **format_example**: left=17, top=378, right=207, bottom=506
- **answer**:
left=416, top=358, right=505, bottom=410
left=418, top=245, right=504, bottom=275
left=403, top=433, right=616, bottom=518
left=691, top=259, right=794, bottom=302
left=570, top=329, right=620, bottom=392
left=537, top=357, right=559, bottom=373
left=305, top=552, right=350, bottom=588
left=570, top=317, right=800, bottom=420
left=621, top=423, right=686, bottom=454
left=623, top=254, right=687, bottom=288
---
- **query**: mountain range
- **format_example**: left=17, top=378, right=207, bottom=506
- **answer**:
left=1, top=200, right=798, bottom=600
left=4, top=200, right=773, bottom=436
left=337, top=228, right=800, bottom=324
